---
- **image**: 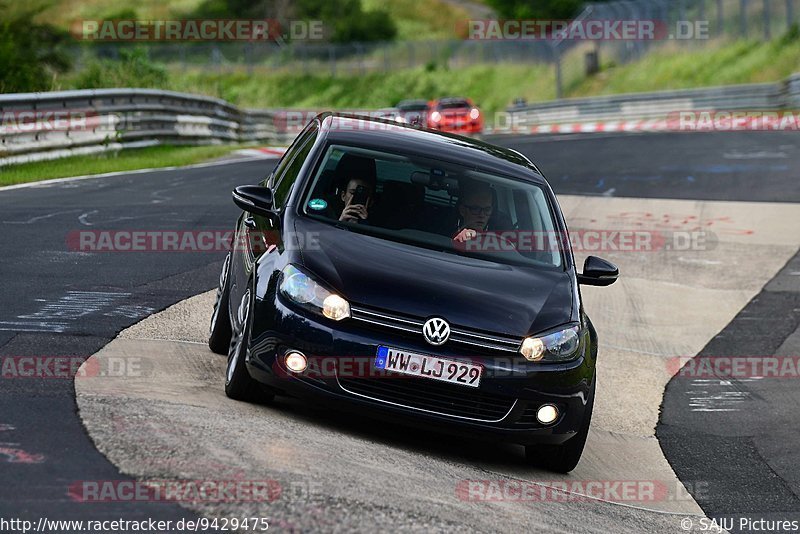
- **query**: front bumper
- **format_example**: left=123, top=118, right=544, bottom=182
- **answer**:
left=246, top=295, right=595, bottom=445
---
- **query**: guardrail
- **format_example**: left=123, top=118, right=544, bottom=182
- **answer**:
left=504, top=73, right=800, bottom=132
left=0, top=89, right=304, bottom=166
left=786, top=73, right=800, bottom=108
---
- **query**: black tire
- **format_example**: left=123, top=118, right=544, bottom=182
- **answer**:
left=225, top=288, right=275, bottom=403
left=525, top=378, right=595, bottom=473
left=208, top=253, right=233, bottom=354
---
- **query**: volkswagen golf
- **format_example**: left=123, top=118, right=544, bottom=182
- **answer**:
left=209, top=113, right=618, bottom=472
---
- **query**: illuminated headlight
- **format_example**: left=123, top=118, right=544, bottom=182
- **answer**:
left=395, top=116, right=406, bottom=123
left=469, top=108, right=480, bottom=120
left=520, top=337, right=545, bottom=361
left=322, top=294, right=350, bottom=320
left=430, top=111, right=442, bottom=123
left=279, top=264, right=350, bottom=321
left=520, top=325, right=581, bottom=362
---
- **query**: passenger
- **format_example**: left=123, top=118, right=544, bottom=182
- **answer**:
left=452, top=180, right=493, bottom=242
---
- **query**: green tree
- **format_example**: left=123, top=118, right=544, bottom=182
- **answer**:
left=191, top=0, right=396, bottom=42
left=0, top=2, right=72, bottom=93
left=484, top=0, right=585, bottom=19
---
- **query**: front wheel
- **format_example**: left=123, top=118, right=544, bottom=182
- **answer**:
left=225, top=288, right=274, bottom=403
left=208, top=253, right=233, bottom=354
left=525, top=379, right=595, bottom=473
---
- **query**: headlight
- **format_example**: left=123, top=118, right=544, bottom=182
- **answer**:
left=430, top=111, right=442, bottom=123
left=520, top=325, right=581, bottom=362
left=469, top=108, right=480, bottom=120
left=279, top=264, right=350, bottom=321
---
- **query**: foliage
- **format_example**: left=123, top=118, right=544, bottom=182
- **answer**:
left=74, top=47, right=168, bottom=89
left=483, top=0, right=584, bottom=19
left=0, top=1, right=72, bottom=93
left=191, top=0, right=396, bottom=42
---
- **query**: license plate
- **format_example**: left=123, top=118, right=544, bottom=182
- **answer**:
left=374, top=346, right=482, bottom=388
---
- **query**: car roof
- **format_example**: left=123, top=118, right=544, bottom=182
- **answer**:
left=317, top=113, right=544, bottom=181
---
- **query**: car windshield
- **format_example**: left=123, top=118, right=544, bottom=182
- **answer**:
left=301, top=144, right=563, bottom=269
left=438, top=100, right=470, bottom=110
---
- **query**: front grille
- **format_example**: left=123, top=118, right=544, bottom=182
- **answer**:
left=349, top=305, right=521, bottom=354
left=336, top=371, right=516, bottom=422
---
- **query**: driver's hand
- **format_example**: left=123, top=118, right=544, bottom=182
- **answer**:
left=453, top=228, right=480, bottom=242
left=339, top=204, right=368, bottom=222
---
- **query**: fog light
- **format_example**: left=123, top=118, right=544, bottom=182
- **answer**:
left=285, top=351, right=307, bottom=373
left=536, top=404, right=559, bottom=425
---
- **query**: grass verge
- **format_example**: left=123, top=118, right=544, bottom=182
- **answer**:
left=0, top=144, right=247, bottom=187
left=167, top=63, right=555, bottom=122
left=153, top=34, right=800, bottom=123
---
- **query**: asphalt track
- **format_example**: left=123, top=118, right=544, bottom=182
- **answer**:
left=485, top=131, right=800, bottom=202
left=0, top=159, right=272, bottom=523
left=1, top=130, right=799, bottom=532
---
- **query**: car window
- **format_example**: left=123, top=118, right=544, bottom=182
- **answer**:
left=302, top=144, right=562, bottom=269
left=438, top=100, right=470, bottom=110
left=399, top=103, right=428, bottom=111
left=268, top=132, right=306, bottom=188
left=272, top=127, right=318, bottom=208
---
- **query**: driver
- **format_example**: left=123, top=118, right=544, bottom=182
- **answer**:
left=330, top=153, right=377, bottom=224
left=338, top=174, right=376, bottom=223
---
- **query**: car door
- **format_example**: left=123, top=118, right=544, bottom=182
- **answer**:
left=229, top=123, right=320, bottom=306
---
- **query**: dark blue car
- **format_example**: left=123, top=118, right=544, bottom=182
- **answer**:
left=209, top=113, right=618, bottom=472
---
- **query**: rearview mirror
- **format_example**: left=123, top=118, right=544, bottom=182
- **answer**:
left=232, top=185, right=276, bottom=219
left=577, top=256, right=618, bottom=286
left=410, top=170, right=458, bottom=192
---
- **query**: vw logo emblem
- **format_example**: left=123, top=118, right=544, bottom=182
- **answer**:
left=423, top=317, right=450, bottom=346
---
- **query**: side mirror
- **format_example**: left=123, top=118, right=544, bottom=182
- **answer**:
left=577, top=256, right=619, bottom=286
left=232, top=185, right=276, bottom=219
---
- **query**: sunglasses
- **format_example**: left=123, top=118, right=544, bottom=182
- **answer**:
left=463, top=204, right=493, bottom=216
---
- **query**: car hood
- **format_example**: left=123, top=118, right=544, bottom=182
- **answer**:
left=295, top=217, right=574, bottom=337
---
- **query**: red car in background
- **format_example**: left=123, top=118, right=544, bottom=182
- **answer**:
left=427, top=97, right=483, bottom=134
